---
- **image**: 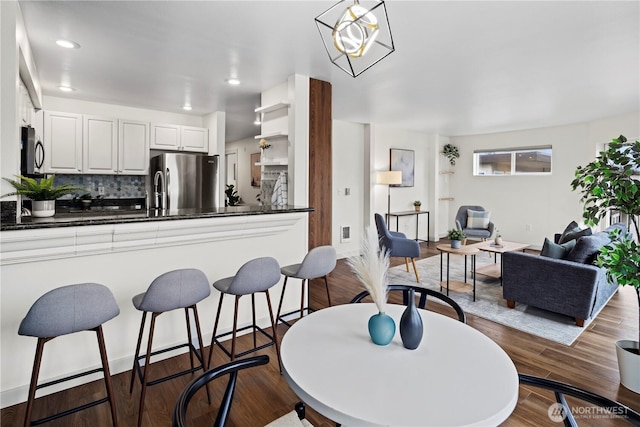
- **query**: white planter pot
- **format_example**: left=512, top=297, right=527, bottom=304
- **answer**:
left=31, top=200, right=56, bottom=218
left=616, top=340, right=640, bottom=393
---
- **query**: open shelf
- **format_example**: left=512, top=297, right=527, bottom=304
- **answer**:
left=254, top=101, right=290, bottom=114
left=255, top=158, right=288, bottom=166
left=254, top=131, right=288, bottom=140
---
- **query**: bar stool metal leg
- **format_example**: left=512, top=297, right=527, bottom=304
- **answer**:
left=96, top=326, right=118, bottom=427
left=23, top=338, right=47, bottom=427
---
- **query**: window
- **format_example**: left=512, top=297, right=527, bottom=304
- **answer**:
left=474, top=146, right=552, bottom=176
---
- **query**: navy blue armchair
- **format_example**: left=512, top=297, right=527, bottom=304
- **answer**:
left=374, top=213, right=421, bottom=282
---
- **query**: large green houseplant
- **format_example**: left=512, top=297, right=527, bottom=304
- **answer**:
left=571, top=135, right=640, bottom=392
left=2, top=174, right=82, bottom=217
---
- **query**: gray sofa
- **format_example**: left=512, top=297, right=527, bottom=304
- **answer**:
left=502, top=223, right=626, bottom=326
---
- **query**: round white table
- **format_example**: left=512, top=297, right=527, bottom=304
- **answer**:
left=281, top=303, right=519, bottom=426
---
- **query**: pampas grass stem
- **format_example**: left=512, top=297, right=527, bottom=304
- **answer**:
left=347, top=226, right=390, bottom=312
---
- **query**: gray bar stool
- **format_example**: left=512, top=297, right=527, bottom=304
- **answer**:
left=19, top=283, right=120, bottom=427
left=207, top=257, right=282, bottom=372
left=276, top=245, right=336, bottom=327
left=129, top=268, right=211, bottom=427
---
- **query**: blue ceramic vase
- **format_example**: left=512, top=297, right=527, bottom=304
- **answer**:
left=368, top=312, right=396, bottom=346
left=400, top=288, right=423, bottom=350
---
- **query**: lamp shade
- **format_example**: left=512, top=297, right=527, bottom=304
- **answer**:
left=376, top=171, right=402, bottom=185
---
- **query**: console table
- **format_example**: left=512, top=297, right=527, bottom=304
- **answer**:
left=387, top=210, right=429, bottom=244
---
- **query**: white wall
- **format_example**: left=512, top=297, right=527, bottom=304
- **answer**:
left=331, top=123, right=446, bottom=254
left=369, top=125, right=432, bottom=240
left=449, top=112, right=640, bottom=249
left=1, top=1, right=21, bottom=199
left=332, top=121, right=365, bottom=257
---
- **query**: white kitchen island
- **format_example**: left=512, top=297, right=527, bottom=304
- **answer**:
left=0, top=208, right=311, bottom=407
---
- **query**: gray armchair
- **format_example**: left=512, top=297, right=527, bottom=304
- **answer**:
left=455, top=205, right=495, bottom=241
left=374, top=213, right=421, bottom=282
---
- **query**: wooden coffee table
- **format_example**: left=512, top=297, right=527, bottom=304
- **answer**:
left=436, top=244, right=479, bottom=301
left=466, top=240, right=530, bottom=283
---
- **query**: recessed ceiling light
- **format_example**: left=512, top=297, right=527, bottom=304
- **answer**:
left=58, top=86, right=75, bottom=92
left=182, top=105, right=192, bottom=111
left=226, top=78, right=240, bottom=86
left=56, top=39, right=80, bottom=49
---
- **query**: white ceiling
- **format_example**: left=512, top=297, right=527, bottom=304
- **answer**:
left=18, top=1, right=640, bottom=143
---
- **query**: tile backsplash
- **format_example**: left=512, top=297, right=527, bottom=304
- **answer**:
left=54, top=175, right=146, bottom=199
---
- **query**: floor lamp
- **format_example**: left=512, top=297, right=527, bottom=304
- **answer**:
left=376, top=171, right=402, bottom=223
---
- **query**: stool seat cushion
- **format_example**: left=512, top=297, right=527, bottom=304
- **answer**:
left=281, top=246, right=337, bottom=280
left=19, top=283, right=120, bottom=338
left=133, top=268, right=210, bottom=313
left=213, top=257, right=280, bottom=296
left=280, top=263, right=302, bottom=278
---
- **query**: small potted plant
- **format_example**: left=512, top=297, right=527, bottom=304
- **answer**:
left=2, top=175, right=82, bottom=217
left=74, top=192, right=93, bottom=210
left=447, top=228, right=466, bottom=249
left=413, top=200, right=422, bottom=212
left=225, top=184, right=240, bottom=207
left=443, top=143, right=460, bottom=166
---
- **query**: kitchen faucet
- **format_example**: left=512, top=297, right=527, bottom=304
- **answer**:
left=153, top=170, right=166, bottom=210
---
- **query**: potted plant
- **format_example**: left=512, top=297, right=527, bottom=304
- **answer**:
left=74, top=192, right=93, bottom=210
left=225, top=184, right=240, bottom=207
left=443, top=143, right=460, bottom=166
left=571, top=135, right=640, bottom=393
left=2, top=175, right=82, bottom=217
left=447, top=228, right=466, bottom=249
left=413, top=200, right=421, bottom=212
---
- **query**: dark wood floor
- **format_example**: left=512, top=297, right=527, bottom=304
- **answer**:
left=2, top=241, right=639, bottom=426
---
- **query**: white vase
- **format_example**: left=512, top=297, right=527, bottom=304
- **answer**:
left=495, top=236, right=503, bottom=245
left=616, top=340, right=640, bottom=393
left=31, top=200, right=56, bottom=218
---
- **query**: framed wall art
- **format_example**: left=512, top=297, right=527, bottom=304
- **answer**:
left=390, top=148, right=415, bottom=187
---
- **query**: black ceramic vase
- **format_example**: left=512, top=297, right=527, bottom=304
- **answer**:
left=400, top=288, right=423, bottom=350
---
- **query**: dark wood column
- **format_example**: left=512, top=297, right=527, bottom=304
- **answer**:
left=308, top=78, right=332, bottom=249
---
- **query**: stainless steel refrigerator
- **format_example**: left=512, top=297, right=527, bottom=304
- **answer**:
left=149, top=153, right=220, bottom=212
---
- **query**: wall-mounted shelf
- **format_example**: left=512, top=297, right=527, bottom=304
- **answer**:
left=255, top=158, right=288, bottom=166
left=254, top=131, right=288, bottom=140
left=439, top=197, right=455, bottom=201
left=439, top=171, right=455, bottom=175
left=255, top=101, right=290, bottom=114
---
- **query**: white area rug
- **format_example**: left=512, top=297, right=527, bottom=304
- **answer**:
left=387, top=253, right=600, bottom=346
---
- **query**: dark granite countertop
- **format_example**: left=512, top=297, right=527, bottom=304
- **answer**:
left=0, top=205, right=313, bottom=231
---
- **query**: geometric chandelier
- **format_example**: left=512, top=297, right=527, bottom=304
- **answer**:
left=315, top=0, right=395, bottom=77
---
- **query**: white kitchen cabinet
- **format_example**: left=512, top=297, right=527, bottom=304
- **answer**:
left=83, top=115, right=117, bottom=174
left=44, top=111, right=83, bottom=174
left=17, top=80, right=34, bottom=127
left=44, top=112, right=150, bottom=175
left=150, top=124, right=181, bottom=150
left=150, top=124, right=208, bottom=152
left=181, top=126, right=208, bottom=152
left=118, top=120, right=150, bottom=174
